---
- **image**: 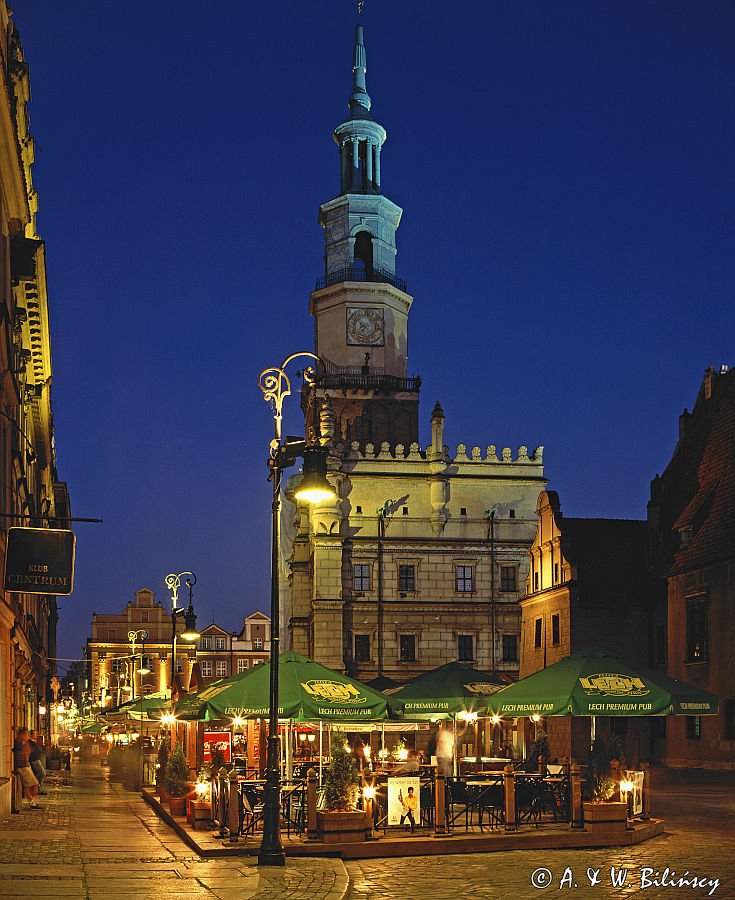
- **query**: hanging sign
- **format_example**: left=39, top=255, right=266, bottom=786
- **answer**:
left=203, top=731, right=232, bottom=764
left=4, top=527, right=75, bottom=595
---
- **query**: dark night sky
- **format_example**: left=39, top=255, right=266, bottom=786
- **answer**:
left=14, top=2, right=735, bottom=666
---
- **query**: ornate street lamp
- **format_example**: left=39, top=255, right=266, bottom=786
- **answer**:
left=163, top=572, right=200, bottom=689
left=127, top=629, right=149, bottom=700
left=257, top=351, right=336, bottom=866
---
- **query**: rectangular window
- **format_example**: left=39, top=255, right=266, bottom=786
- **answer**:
left=108, top=629, right=117, bottom=641
left=686, top=716, right=702, bottom=740
left=399, top=634, right=416, bottom=662
left=554, top=563, right=559, bottom=584
left=215, top=661, right=228, bottom=678
left=455, top=565, right=474, bottom=592
left=500, top=566, right=516, bottom=592
left=534, top=571, right=539, bottom=592
left=141, top=610, right=149, bottom=623
left=534, top=618, right=542, bottom=649
left=724, top=700, right=735, bottom=741
left=175, top=657, right=184, bottom=674
left=502, top=634, right=518, bottom=662
left=354, top=634, right=370, bottom=662
left=457, top=635, right=473, bottom=661
left=253, top=638, right=263, bottom=650
left=112, top=658, right=126, bottom=675
left=353, top=564, right=371, bottom=591
left=201, top=637, right=212, bottom=651
left=686, top=599, right=708, bottom=661
left=551, top=614, right=560, bottom=645
left=201, top=661, right=213, bottom=677
left=237, top=659, right=249, bottom=673
left=215, top=637, right=226, bottom=650
left=398, top=564, right=415, bottom=591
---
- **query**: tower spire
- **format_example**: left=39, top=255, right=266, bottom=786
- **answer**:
left=349, top=24, right=371, bottom=114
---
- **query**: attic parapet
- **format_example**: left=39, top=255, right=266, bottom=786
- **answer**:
left=336, top=440, right=544, bottom=465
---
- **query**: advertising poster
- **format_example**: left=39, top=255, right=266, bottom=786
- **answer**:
left=387, top=776, right=420, bottom=828
left=203, top=730, right=232, bottom=764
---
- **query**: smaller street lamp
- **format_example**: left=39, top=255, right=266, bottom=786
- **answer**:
left=164, top=571, right=200, bottom=689
left=127, top=629, right=149, bottom=700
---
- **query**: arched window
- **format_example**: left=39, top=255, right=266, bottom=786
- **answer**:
left=353, top=231, right=373, bottom=279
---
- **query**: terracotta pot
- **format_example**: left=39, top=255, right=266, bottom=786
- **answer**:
left=168, top=795, right=187, bottom=816
left=316, top=809, right=367, bottom=844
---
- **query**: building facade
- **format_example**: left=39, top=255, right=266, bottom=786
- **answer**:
left=86, top=589, right=270, bottom=701
left=0, top=7, right=69, bottom=816
left=197, top=612, right=270, bottom=685
left=519, top=490, right=660, bottom=764
left=648, top=365, right=735, bottom=769
left=281, top=25, right=545, bottom=684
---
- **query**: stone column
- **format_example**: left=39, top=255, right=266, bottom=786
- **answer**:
left=351, top=136, right=360, bottom=191
left=366, top=139, right=373, bottom=187
left=375, top=143, right=381, bottom=189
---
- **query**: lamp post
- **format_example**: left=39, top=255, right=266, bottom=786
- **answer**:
left=257, top=351, right=336, bottom=866
left=127, top=629, right=149, bottom=701
left=163, top=572, right=200, bottom=690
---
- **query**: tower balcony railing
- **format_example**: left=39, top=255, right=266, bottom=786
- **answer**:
left=315, top=265, right=407, bottom=293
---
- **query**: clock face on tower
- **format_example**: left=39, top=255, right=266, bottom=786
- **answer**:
left=346, top=307, right=385, bottom=346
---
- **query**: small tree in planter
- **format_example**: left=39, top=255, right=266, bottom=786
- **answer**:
left=317, top=731, right=365, bottom=843
left=526, top=730, right=550, bottom=772
left=583, top=735, right=627, bottom=831
left=165, top=743, right=191, bottom=815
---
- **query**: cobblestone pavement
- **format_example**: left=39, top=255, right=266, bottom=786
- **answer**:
left=0, top=762, right=347, bottom=899
left=346, top=771, right=735, bottom=900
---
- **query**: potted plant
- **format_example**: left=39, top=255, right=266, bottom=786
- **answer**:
left=583, top=736, right=627, bottom=832
left=317, top=731, right=366, bottom=844
left=156, top=738, right=170, bottom=800
left=165, top=743, right=191, bottom=816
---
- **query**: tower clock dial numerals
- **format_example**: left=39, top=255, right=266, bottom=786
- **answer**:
left=347, top=307, right=385, bottom=346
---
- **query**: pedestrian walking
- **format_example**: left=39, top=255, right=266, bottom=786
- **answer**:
left=28, top=730, right=46, bottom=795
left=13, top=727, right=41, bottom=809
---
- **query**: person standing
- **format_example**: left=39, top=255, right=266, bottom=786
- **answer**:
left=13, top=727, right=40, bottom=809
left=28, top=731, right=46, bottom=795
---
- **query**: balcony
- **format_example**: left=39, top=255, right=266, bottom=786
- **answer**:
left=315, top=265, right=407, bottom=293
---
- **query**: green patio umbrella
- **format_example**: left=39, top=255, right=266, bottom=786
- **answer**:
left=79, top=720, right=104, bottom=734
left=488, top=648, right=719, bottom=717
left=102, top=690, right=171, bottom=722
left=389, top=662, right=510, bottom=719
left=173, top=650, right=400, bottom=722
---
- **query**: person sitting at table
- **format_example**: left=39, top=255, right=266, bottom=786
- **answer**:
left=395, top=749, right=420, bottom=775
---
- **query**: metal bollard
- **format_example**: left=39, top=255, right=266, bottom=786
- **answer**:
left=503, top=764, right=516, bottom=831
left=306, top=767, right=318, bottom=840
left=641, top=761, right=651, bottom=820
left=217, top=766, right=229, bottom=837
left=434, top=767, right=447, bottom=835
left=569, top=762, right=583, bottom=829
left=227, top=768, right=239, bottom=842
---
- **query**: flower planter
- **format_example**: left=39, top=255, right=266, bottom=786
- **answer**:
left=582, top=801, right=627, bottom=833
left=168, top=796, right=187, bottom=817
left=317, top=810, right=367, bottom=844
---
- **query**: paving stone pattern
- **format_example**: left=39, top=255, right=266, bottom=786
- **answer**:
left=346, top=771, right=735, bottom=900
left=0, top=763, right=347, bottom=899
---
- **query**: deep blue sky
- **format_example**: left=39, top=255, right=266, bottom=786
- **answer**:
left=16, top=2, right=734, bottom=664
